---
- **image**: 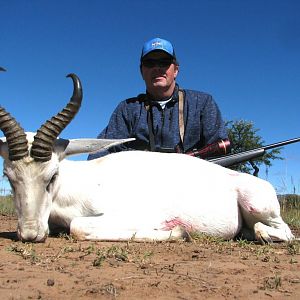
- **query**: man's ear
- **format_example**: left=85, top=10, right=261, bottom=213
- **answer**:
left=140, top=64, right=144, bottom=79
left=174, top=65, right=179, bottom=79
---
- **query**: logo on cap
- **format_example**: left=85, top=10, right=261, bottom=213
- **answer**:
left=151, top=41, right=162, bottom=48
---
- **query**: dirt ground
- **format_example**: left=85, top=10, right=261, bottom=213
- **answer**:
left=0, top=216, right=299, bottom=300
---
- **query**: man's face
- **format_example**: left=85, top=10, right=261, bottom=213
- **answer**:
left=141, top=51, right=179, bottom=97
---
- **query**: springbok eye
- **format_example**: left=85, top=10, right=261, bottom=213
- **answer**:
left=46, top=174, right=58, bottom=193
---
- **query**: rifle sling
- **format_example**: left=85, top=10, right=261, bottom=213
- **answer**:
left=178, top=89, right=185, bottom=145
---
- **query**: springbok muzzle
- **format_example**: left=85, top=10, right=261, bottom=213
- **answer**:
left=17, top=220, right=48, bottom=242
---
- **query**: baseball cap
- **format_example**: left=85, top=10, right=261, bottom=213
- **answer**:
left=141, top=38, right=177, bottom=61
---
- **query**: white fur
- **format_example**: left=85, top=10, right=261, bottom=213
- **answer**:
left=0, top=133, right=295, bottom=243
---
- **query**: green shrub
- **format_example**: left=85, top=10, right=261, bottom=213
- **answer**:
left=0, top=195, right=15, bottom=216
left=278, top=194, right=300, bottom=228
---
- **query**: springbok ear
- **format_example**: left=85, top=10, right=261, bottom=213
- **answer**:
left=54, top=138, right=135, bottom=159
left=0, top=138, right=9, bottom=160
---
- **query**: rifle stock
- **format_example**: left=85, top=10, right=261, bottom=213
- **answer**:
left=208, top=137, right=300, bottom=167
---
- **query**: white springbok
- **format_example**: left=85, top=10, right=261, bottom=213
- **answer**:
left=0, top=70, right=295, bottom=243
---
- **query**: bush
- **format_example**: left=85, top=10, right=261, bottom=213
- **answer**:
left=0, top=195, right=15, bottom=216
left=278, top=194, right=300, bottom=228
left=278, top=194, right=300, bottom=209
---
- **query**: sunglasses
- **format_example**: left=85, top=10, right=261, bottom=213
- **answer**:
left=142, top=58, right=174, bottom=68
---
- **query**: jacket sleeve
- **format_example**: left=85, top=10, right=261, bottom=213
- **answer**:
left=87, top=101, right=133, bottom=160
left=201, top=95, right=228, bottom=145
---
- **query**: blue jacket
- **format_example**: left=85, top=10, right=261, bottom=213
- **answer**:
left=88, top=85, right=228, bottom=159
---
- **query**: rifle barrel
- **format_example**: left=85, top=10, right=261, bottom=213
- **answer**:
left=264, top=137, right=300, bottom=150
left=208, top=136, right=300, bottom=167
left=209, top=149, right=265, bottom=167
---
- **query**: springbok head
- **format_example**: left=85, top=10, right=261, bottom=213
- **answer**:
left=0, top=68, right=132, bottom=242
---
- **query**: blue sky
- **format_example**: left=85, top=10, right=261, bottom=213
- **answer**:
left=0, top=0, right=299, bottom=194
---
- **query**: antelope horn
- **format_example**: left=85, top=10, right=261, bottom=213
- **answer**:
left=0, top=67, right=29, bottom=160
left=30, top=73, right=83, bottom=162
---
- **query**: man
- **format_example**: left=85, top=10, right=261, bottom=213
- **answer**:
left=88, top=37, right=229, bottom=159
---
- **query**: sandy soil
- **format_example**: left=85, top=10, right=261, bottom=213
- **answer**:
left=0, top=215, right=299, bottom=300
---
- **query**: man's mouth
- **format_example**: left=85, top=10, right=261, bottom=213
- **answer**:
left=152, top=75, right=165, bottom=80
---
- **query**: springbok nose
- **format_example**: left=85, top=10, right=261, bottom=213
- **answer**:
left=18, top=228, right=38, bottom=242
left=17, top=220, right=40, bottom=242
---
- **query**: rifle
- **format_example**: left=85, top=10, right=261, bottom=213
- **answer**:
left=207, top=137, right=300, bottom=167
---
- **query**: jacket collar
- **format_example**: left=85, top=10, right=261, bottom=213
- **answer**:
left=145, top=84, right=180, bottom=106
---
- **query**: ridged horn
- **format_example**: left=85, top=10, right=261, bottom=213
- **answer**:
left=0, top=67, right=29, bottom=160
left=30, top=73, right=83, bottom=162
